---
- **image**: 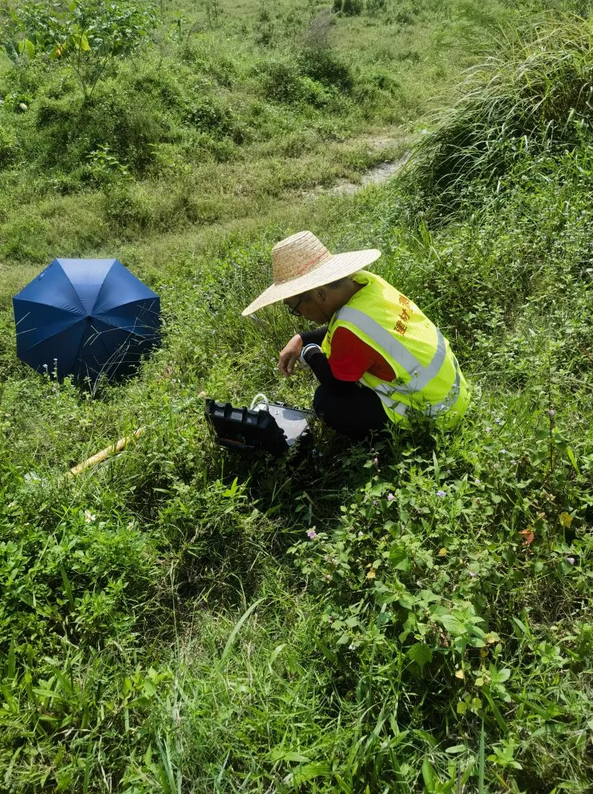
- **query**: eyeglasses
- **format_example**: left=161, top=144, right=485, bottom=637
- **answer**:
left=285, top=295, right=305, bottom=317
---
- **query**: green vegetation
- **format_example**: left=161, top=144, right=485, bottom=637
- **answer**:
left=2, top=1, right=593, bottom=791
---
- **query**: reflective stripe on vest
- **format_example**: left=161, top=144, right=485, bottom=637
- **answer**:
left=334, top=305, right=464, bottom=420
left=336, top=306, right=447, bottom=396
left=374, top=362, right=461, bottom=419
left=428, top=355, right=461, bottom=416
left=374, top=384, right=408, bottom=417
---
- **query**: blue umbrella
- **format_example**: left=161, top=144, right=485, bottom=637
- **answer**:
left=13, top=258, right=160, bottom=382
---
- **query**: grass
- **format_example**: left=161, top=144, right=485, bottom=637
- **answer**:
left=2, top=1, right=593, bottom=792
left=408, top=13, right=593, bottom=214
left=0, top=0, right=521, bottom=304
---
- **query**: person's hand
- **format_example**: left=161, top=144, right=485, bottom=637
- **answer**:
left=278, top=334, right=303, bottom=376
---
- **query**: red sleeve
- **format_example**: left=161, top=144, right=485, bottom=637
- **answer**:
left=328, top=327, right=396, bottom=382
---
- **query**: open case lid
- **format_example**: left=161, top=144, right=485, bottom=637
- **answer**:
left=252, top=402, right=310, bottom=447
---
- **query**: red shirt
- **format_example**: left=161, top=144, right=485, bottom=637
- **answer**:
left=328, top=326, right=395, bottom=382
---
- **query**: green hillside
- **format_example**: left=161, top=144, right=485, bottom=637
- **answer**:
left=1, top=1, right=593, bottom=791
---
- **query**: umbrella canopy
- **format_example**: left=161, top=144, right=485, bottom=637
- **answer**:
left=13, top=258, right=160, bottom=382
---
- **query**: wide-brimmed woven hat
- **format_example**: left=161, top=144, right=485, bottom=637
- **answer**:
left=241, top=231, right=381, bottom=316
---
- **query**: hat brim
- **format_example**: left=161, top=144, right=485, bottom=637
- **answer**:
left=241, top=249, right=381, bottom=316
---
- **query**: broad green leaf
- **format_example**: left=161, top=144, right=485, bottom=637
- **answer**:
left=445, top=744, right=467, bottom=754
left=18, top=39, right=36, bottom=58
left=491, top=667, right=511, bottom=683
left=438, top=614, right=464, bottom=634
left=421, top=757, right=436, bottom=792
left=223, top=477, right=239, bottom=497
left=407, top=643, right=433, bottom=668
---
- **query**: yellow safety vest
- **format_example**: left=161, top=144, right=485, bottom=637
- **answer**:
left=321, top=272, right=469, bottom=429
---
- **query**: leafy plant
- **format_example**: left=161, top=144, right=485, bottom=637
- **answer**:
left=85, top=142, right=129, bottom=183
left=333, top=0, right=364, bottom=16
left=3, top=0, right=156, bottom=101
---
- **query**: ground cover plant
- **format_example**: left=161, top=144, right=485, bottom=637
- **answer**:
left=1, top=1, right=593, bottom=792
left=0, top=0, right=522, bottom=294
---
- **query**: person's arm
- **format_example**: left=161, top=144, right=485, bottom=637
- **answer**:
left=278, top=326, right=329, bottom=376
left=300, top=344, right=333, bottom=385
left=299, top=326, right=328, bottom=346
left=300, top=345, right=364, bottom=393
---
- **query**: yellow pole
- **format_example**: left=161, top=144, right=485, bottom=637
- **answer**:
left=68, top=427, right=144, bottom=477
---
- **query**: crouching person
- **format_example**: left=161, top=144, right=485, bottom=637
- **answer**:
left=242, top=231, right=469, bottom=441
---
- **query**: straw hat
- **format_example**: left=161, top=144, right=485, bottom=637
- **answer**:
left=241, top=231, right=381, bottom=316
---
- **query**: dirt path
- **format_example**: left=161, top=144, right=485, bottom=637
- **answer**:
left=311, top=133, right=412, bottom=198
left=327, top=152, right=411, bottom=196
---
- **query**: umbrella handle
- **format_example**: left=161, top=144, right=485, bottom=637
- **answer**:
left=68, top=428, right=144, bottom=477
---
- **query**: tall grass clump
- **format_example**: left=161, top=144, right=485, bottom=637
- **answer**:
left=409, top=16, right=593, bottom=209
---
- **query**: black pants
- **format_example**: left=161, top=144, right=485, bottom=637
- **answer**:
left=313, top=381, right=389, bottom=440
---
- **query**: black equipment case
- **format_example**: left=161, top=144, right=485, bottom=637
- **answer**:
left=206, top=397, right=311, bottom=456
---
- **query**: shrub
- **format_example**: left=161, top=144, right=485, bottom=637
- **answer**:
left=35, top=94, right=73, bottom=130
left=333, top=0, right=364, bottom=16
left=33, top=86, right=173, bottom=174
left=101, top=181, right=154, bottom=232
left=3, top=0, right=157, bottom=101
left=258, top=60, right=297, bottom=102
left=179, top=42, right=237, bottom=88
left=332, top=0, right=386, bottom=15
left=298, top=46, right=353, bottom=92
left=366, top=0, right=387, bottom=14
left=183, top=96, right=235, bottom=136
left=85, top=143, right=129, bottom=185
left=260, top=60, right=335, bottom=107
left=254, top=0, right=274, bottom=46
